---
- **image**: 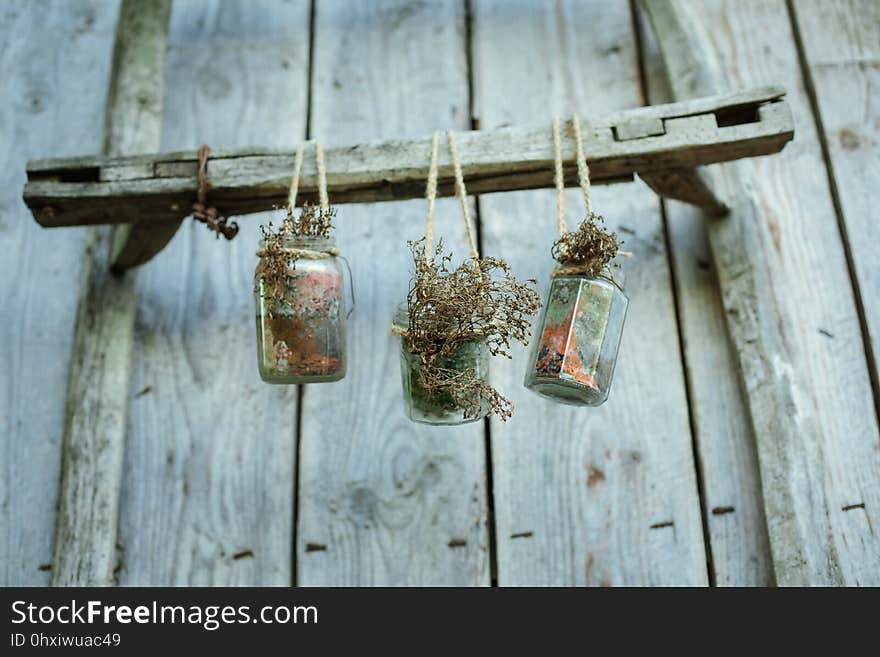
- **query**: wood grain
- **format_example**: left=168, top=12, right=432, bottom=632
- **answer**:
left=791, top=0, right=880, bottom=419
left=0, top=0, right=119, bottom=586
left=52, top=0, right=170, bottom=587
left=296, top=0, right=489, bottom=586
left=115, top=0, right=310, bottom=586
left=21, top=87, right=794, bottom=231
left=636, top=3, right=774, bottom=586
left=641, top=0, right=880, bottom=585
left=472, top=0, right=708, bottom=586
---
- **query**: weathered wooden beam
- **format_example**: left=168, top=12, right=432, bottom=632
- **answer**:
left=24, top=87, right=793, bottom=231
left=51, top=0, right=170, bottom=586
left=641, top=0, right=880, bottom=586
left=640, top=168, right=728, bottom=216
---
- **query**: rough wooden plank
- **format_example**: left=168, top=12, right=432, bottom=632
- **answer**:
left=791, top=0, right=880, bottom=418
left=641, top=0, right=880, bottom=585
left=0, top=0, right=119, bottom=586
left=50, top=0, right=170, bottom=587
left=640, top=168, right=728, bottom=215
left=109, top=219, right=183, bottom=271
left=472, top=0, right=707, bottom=585
left=24, top=84, right=788, bottom=173
left=22, top=87, right=794, bottom=230
left=636, top=5, right=774, bottom=586
left=296, top=0, right=489, bottom=586
left=115, top=0, right=310, bottom=586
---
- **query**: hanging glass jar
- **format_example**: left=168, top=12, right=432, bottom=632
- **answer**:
left=255, top=233, right=346, bottom=383
left=394, top=130, right=540, bottom=425
left=524, top=272, right=627, bottom=406
left=254, top=140, right=347, bottom=384
left=523, top=116, right=629, bottom=406
left=393, top=306, right=490, bottom=425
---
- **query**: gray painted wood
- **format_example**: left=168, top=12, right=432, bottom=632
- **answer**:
left=296, top=0, right=489, bottom=586
left=22, top=87, right=793, bottom=231
left=641, top=0, right=880, bottom=585
left=0, top=0, right=119, bottom=586
left=791, top=0, right=880, bottom=419
left=52, top=0, right=170, bottom=587
left=115, top=0, right=310, bottom=585
left=636, top=9, right=774, bottom=586
left=472, top=0, right=708, bottom=585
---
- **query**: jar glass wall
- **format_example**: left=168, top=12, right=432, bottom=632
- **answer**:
left=524, top=274, right=627, bottom=406
left=254, top=236, right=346, bottom=383
left=394, top=308, right=490, bottom=425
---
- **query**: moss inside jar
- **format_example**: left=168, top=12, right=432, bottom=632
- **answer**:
left=393, top=306, right=490, bottom=425
left=255, top=234, right=346, bottom=384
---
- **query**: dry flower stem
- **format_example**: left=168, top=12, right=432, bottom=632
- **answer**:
left=404, top=239, right=540, bottom=420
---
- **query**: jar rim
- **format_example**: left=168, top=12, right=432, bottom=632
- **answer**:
left=259, top=234, right=337, bottom=248
left=551, top=270, right=624, bottom=290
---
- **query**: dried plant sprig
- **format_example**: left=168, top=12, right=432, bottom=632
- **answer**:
left=295, top=201, right=335, bottom=238
left=405, top=238, right=541, bottom=421
left=257, top=202, right=335, bottom=314
left=551, top=212, right=622, bottom=278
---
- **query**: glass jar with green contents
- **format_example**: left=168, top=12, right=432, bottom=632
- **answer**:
left=393, top=306, right=490, bottom=425
left=524, top=273, right=627, bottom=406
left=254, top=235, right=346, bottom=384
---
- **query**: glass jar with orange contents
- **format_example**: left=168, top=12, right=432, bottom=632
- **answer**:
left=524, top=272, right=627, bottom=406
left=254, top=234, right=346, bottom=383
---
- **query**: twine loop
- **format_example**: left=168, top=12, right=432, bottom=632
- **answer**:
left=552, top=115, right=593, bottom=240
left=422, top=130, right=480, bottom=263
left=257, top=140, right=336, bottom=260
left=192, top=145, right=239, bottom=240
left=550, top=115, right=630, bottom=277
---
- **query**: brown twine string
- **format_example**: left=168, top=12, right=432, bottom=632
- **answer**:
left=316, top=141, right=329, bottom=213
left=258, top=140, right=337, bottom=260
left=446, top=129, right=480, bottom=261
left=572, top=114, right=592, bottom=219
left=552, top=117, right=566, bottom=237
left=191, top=144, right=239, bottom=240
left=286, top=142, right=305, bottom=211
left=424, top=131, right=440, bottom=262
left=550, top=116, right=632, bottom=277
left=255, top=246, right=340, bottom=259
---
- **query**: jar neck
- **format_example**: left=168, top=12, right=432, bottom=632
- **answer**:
left=552, top=269, right=625, bottom=291
left=260, top=235, right=337, bottom=251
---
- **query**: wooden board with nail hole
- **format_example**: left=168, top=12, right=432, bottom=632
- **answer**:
left=51, top=0, right=171, bottom=587
left=295, top=0, right=490, bottom=586
left=790, top=0, right=880, bottom=431
left=113, top=0, right=310, bottom=586
left=640, top=0, right=880, bottom=586
left=636, top=6, right=774, bottom=586
left=472, top=0, right=708, bottom=586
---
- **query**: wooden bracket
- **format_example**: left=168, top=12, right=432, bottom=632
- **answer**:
left=23, top=86, right=792, bottom=268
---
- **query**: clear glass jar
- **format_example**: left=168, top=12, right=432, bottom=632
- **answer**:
left=254, top=235, right=346, bottom=383
left=393, top=307, right=490, bottom=425
left=524, top=274, right=627, bottom=406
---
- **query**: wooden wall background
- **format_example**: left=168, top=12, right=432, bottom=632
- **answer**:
left=1, top=0, right=878, bottom=586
